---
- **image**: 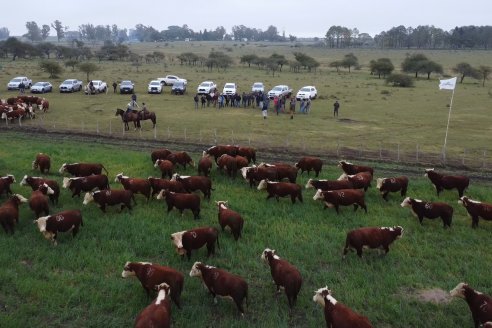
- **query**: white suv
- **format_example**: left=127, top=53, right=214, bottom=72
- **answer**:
left=296, top=86, right=318, bottom=100
left=197, top=81, right=217, bottom=95
left=148, top=80, right=163, bottom=94
left=251, top=82, right=264, bottom=93
left=222, top=83, right=237, bottom=95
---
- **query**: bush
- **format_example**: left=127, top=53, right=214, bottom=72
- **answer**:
left=386, top=73, right=414, bottom=87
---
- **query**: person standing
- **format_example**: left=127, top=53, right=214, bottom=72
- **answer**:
left=289, top=97, right=296, bottom=119
left=18, top=81, right=25, bottom=94
left=112, top=82, right=117, bottom=93
left=333, top=100, right=340, bottom=117
left=262, top=97, right=269, bottom=119
left=194, top=94, right=199, bottom=109
left=299, top=99, right=305, bottom=114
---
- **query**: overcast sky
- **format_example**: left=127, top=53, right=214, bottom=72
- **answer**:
left=4, top=0, right=492, bottom=38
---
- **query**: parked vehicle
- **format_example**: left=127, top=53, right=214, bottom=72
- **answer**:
left=222, top=83, right=237, bottom=95
left=7, top=76, right=32, bottom=90
left=119, top=80, right=134, bottom=94
left=251, top=82, right=265, bottom=93
left=171, top=81, right=187, bottom=95
left=197, top=81, right=217, bottom=95
left=59, top=79, right=83, bottom=93
left=268, top=85, right=292, bottom=99
left=85, top=80, right=107, bottom=94
left=296, top=86, right=317, bottom=100
left=31, top=82, right=53, bottom=94
left=157, top=75, right=187, bottom=86
left=148, top=80, right=163, bottom=94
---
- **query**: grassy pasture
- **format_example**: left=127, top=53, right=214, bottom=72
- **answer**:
left=0, top=131, right=492, bottom=327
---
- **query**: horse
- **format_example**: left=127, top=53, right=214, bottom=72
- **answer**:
left=137, top=110, right=157, bottom=129
left=115, top=108, right=141, bottom=131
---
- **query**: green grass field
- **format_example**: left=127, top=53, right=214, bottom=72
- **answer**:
left=0, top=131, right=491, bottom=327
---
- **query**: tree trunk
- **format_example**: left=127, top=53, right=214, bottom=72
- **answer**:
left=427, top=72, right=431, bottom=79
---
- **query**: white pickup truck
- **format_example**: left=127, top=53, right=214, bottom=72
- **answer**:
left=59, top=79, right=83, bottom=93
left=85, top=80, right=107, bottom=94
left=268, top=85, right=292, bottom=99
left=7, top=76, right=32, bottom=90
left=157, top=75, right=187, bottom=86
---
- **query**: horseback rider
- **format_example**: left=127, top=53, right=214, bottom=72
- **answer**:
left=125, top=100, right=138, bottom=120
left=139, top=102, right=148, bottom=120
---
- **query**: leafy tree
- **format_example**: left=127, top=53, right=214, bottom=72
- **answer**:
left=0, top=27, right=10, bottom=40
left=289, top=60, right=302, bottom=73
left=342, top=53, right=358, bottom=72
left=270, top=53, right=288, bottom=71
left=477, top=65, right=491, bottom=87
left=39, top=60, right=63, bottom=78
left=293, top=52, right=319, bottom=72
left=64, top=59, right=79, bottom=71
left=401, top=53, right=428, bottom=78
left=452, top=62, right=479, bottom=83
left=369, top=58, right=394, bottom=78
left=41, top=25, right=50, bottom=40
left=51, top=20, right=65, bottom=42
left=24, top=21, right=42, bottom=42
left=177, top=52, right=198, bottom=65
left=329, top=61, right=342, bottom=72
left=265, top=58, right=279, bottom=76
left=4, top=37, right=27, bottom=60
left=386, top=73, right=414, bottom=87
left=289, top=34, right=297, bottom=42
left=240, top=54, right=258, bottom=67
left=78, top=62, right=99, bottom=81
left=421, top=60, right=443, bottom=79
left=36, top=42, right=55, bottom=58
left=152, top=51, right=165, bottom=63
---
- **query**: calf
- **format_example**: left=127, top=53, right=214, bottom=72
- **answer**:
left=62, top=175, right=110, bottom=198
left=458, top=196, right=492, bottom=228
left=376, top=176, right=409, bottom=201
left=216, top=201, right=244, bottom=240
left=259, top=163, right=297, bottom=183
left=401, top=197, right=453, bottom=228
left=189, top=262, right=248, bottom=316
left=59, top=162, right=108, bottom=177
left=157, top=190, right=201, bottom=220
left=0, top=194, right=27, bottom=234
left=171, top=174, right=212, bottom=200
left=425, top=168, right=470, bottom=198
left=313, top=287, right=373, bottom=328
left=203, top=145, right=237, bottom=164
left=134, top=283, right=172, bottom=328
left=313, top=189, right=367, bottom=214
left=340, top=172, right=372, bottom=191
left=171, top=227, right=219, bottom=260
left=0, top=174, right=16, bottom=197
left=32, top=153, right=51, bottom=174
left=261, top=248, right=302, bottom=308
left=197, top=155, right=213, bottom=177
left=115, top=173, right=151, bottom=202
left=148, top=177, right=186, bottom=197
left=20, top=175, right=60, bottom=205
left=217, top=154, right=238, bottom=178
left=121, top=261, right=184, bottom=308
left=295, top=156, right=323, bottom=177
left=338, top=160, right=374, bottom=176
left=154, top=159, right=174, bottom=179
left=450, top=283, right=492, bottom=328
left=166, top=151, right=194, bottom=169
left=241, top=166, right=278, bottom=188
left=343, top=226, right=403, bottom=258
left=150, top=148, right=172, bottom=163
left=237, top=146, right=256, bottom=164
left=83, top=189, right=134, bottom=212
left=257, top=179, right=303, bottom=204
left=28, top=183, right=54, bottom=218
left=33, top=209, right=83, bottom=245
left=305, top=178, right=353, bottom=191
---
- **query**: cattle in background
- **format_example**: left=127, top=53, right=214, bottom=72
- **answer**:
left=115, top=173, right=151, bottom=202
left=166, top=151, right=194, bottom=169
left=343, top=226, right=403, bottom=258
left=0, top=194, right=27, bottom=234
left=171, top=227, right=219, bottom=260
left=171, top=174, right=212, bottom=200
left=32, top=153, right=51, bottom=174
left=241, top=166, right=278, bottom=188
left=83, top=189, right=135, bottom=212
left=305, top=178, right=353, bottom=191
left=295, top=156, right=323, bottom=177
left=157, top=190, right=201, bottom=220
left=376, top=176, right=409, bottom=201
left=20, top=175, right=60, bottom=205
left=261, top=248, right=302, bottom=308
left=258, top=179, right=303, bottom=204
left=237, top=146, right=256, bottom=164
left=458, top=196, right=492, bottom=228
left=338, top=160, right=374, bottom=176
left=134, top=283, right=171, bottom=328
left=313, top=189, right=367, bottom=214
left=147, top=177, right=186, bottom=197
left=151, top=148, right=172, bottom=163
left=339, top=172, right=372, bottom=191
left=425, top=168, right=469, bottom=198
left=313, top=287, right=373, bottom=328
left=154, top=159, right=174, bottom=179
left=450, top=283, right=492, bottom=328
left=62, top=175, right=110, bottom=198
left=235, top=155, right=249, bottom=170
left=28, top=183, right=54, bottom=218
left=59, top=162, right=108, bottom=177
left=401, top=197, right=453, bottom=228
left=121, top=261, right=184, bottom=309
left=203, top=145, right=237, bottom=164
left=189, top=262, right=248, bottom=316
left=33, top=210, right=83, bottom=245
left=258, top=163, right=297, bottom=183
left=198, top=155, right=213, bottom=177
left=216, top=201, right=244, bottom=240
left=217, top=154, right=238, bottom=178
left=0, top=174, right=16, bottom=197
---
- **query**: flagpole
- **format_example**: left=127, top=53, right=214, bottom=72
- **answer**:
left=442, top=87, right=456, bottom=163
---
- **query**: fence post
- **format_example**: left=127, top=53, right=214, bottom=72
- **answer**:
left=483, top=151, right=487, bottom=170
left=96, top=120, right=99, bottom=134
left=18, top=117, right=22, bottom=127
left=214, top=129, right=217, bottom=144
left=416, top=144, right=419, bottom=163
left=122, top=123, right=125, bottom=136
left=184, top=128, right=187, bottom=141
left=154, top=127, right=157, bottom=140
left=231, top=130, right=234, bottom=144
left=199, top=130, right=202, bottom=143
left=248, top=135, right=251, bottom=146
left=139, top=128, right=142, bottom=138
left=462, top=148, right=466, bottom=166
left=379, top=143, right=382, bottom=160
left=167, top=126, right=170, bottom=138
left=336, top=140, right=340, bottom=158
left=397, top=143, right=400, bottom=162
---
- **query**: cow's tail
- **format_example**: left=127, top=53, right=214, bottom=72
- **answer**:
left=215, top=228, right=220, bottom=250
left=101, top=164, right=109, bottom=176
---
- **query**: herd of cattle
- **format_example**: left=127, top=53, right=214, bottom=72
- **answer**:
left=0, top=95, right=50, bottom=121
left=1, top=144, right=492, bottom=327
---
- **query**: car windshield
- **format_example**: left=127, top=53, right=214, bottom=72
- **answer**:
left=300, top=87, right=311, bottom=92
left=12, top=78, right=22, bottom=82
left=33, top=82, right=44, bottom=86
left=63, top=80, right=73, bottom=84
left=253, top=83, right=263, bottom=88
left=150, top=81, right=160, bottom=86
left=121, top=81, right=132, bottom=86
left=224, top=84, right=235, bottom=88
left=200, top=82, right=210, bottom=87
left=272, top=86, right=282, bottom=91
left=174, top=82, right=184, bottom=87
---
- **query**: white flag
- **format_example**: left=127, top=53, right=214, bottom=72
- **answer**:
left=439, top=77, right=457, bottom=90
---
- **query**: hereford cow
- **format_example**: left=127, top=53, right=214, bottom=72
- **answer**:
left=170, top=227, right=219, bottom=260
left=20, top=175, right=60, bottom=205
left=171, top=174, right=212, bottom=200
left=197, top=155, right=213, bottom=177
left=28, top=183, right=54, bottom=218
left=313, top=287, right=373, bottom=328
left=203, top=145, right=237, bottom=163
left=458, top=196, right=492, bottom=228
left=400, top=197, right=453, bottom=228
left=62, top=175, right=110, bottom=198
left=154, top=159, right=174, bottom=179
left=151, top=148, right=172, bottom=163
left=376, top=176, right=409, bottom=201
left=166, top=151, right=194, bottom=169
left=343, top=226, right=403, bottom=258
left=257, top=179, right=303, bottom=204
left=258, top=163, right=297, bottom=183
left=0, top=174, right=16, bottom=197
left=305, top=179, right=353, bottom=191
left=115, top=173, right=151, bottom=202
left=237, top=146, right=256, bottom=164
left=134, top=283, right=172, bottom=328
left=148, top=177, right=186, bottom=197
left=425, top=168, right=469, bottom=198
left=217, top=154, right=238, bottom=178
left=313, top=189, right=367, bottom=214
left=121, top=261, right=184, bottom=308
left=338, top=160, right=374, bottom=176
left=59, top=162, right=108, bottom=177
left=189, top=262, right=248, bottom=316
left=261, top=248, right=302, bottom=308
left=340, top=172, right=372, bottom=191
left=295, top=156, right=323, bottom=177
left=83, top=189, right=134, bottom=212
left=450, top=283, right=492, bottom=328
left=216, top=201, right=244, bottom=240
left=32, top=153, right=51, bottom=174
left=241, top=166, right=278, bottom=188
left=0, top=194, right=27, bottom=234
left=157, top=190, right=201, bottom=220
left=33, top=209, right=83, bottom=245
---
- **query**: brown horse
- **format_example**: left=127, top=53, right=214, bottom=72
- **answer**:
left=115, top=108, right=141, bottom=131
left=138, top=110, right=157, bottom=129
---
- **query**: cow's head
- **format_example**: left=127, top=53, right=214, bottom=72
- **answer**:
left=261, top=248, right=279, bottom=264
left=121, top=261, right=152, bottom=278
left=154, top=159, right=161, bottom=168
left=32, top=160, right=38, bottom=170
left=458, top=196, right=479, bottom=207
left=338, top=160, right=351, bottom=167
left=115, top=173, right=127, bottom=183
left=305, top=179, right=315, bottom=189
left=171, top=173, right=180, bottom=181
left=58, top=163, right=67, bottom=174
left=313, top=189, right=325, bottom=201
left=189, top=261, right=203, bottom=277
left=13, top=194, right=28, bottom=204
left=382, top=226, right=404, bottom=238
left=400, top=197, right=413, bottom=208
left=450, top=282, right=468, bottom=298
left=257, top=162, right=273, bottom=168
left=216, top=200, right=228, bottom=210
left=337, top=173, right=348, bottom=181
left=257, top=179, right=270, bottom=190
left=171, top=230, right=187, bottom=255
left=3, top=174, right=16, bottom=183
left=39, top=183, right=54, bottom=195
left=376, top=178, right=385, bottom=190
left=62, top=177, right=73, bottom=189
left=424, top=168, right=434, bottom=177
left=155, top=283, right=171, bottom=305
left=34, top=216, right=56, bottom=243
left=83, top=192, right=94, bottom=205
left=20, top=175, right=30, bottom=186
left=156, top=189, right=169, bottom=200
left=240, top=167, right=252, bottom=180
left=312, top=286, right=335, bottom=307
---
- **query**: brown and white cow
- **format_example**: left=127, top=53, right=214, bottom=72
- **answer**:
left=20, top=175, right=60, bottom=205
left=33, top=209, right=83, bottom=245
left=83, top=189, right=134, bottom=212
left=241, top=166, right=278, bottom=188
left=261, top=248, right=302, bottom=308
left=305, top=179, right=353, bottom=191
left=148, top=177, right=186, bottom=197
left=340, top=172, right=372, bottom=191
left=401, top=197, right=453, bottom=228
left=122, top=261, right=184, bottom=308
left=338, top=160, right=374, bottom=176
left=258, top=163, right=298, bottom=183
left=171, top=227, right=219, bottom=260
left=0, top=194, right=27, bottom=234
left=216, top=201, right=244, bottom=241
left=115, top=173, right=151, bottom=202
left=150, top=148, right=172, bottom=163
left=154, top=159, right=174, bottom=179
left=166, top=151, right=194, bottom=169
left=28, top=183, right=54, bottom=218
left=189, top=262, right=248, bottom=316
left=217, top=154, right=239, bottom=178
left=236, top=146, right=256, bottom=164
left=171, top=174, right=212, bottom=200
left=425, top=168, right=469, bottom=198
left=343, top=226, right=403, bottom=258
left=0, top=174, right=16, bottom=197
left=32, top=153, right=51, bottom=174
left=63, top=175, right=110, bottom=198
left=313, top=189, right=367, bottom=214
left=376, top=176, right=409, bottom=201
left=197, top=155, right=213, bottom=177
left=295, top=156, right=323, bottom=177
left=59, top=162, right=108, bottom=177
left=157, top=190, right=201, bottom=220
left=458, top=196, right=492, bottom=228
left=134, top=283, right=172, bottom=328
left=203, top=145, right=238, bottom=164
left=313, top=287, right=373, bottom=328
left=450, top=283, right=492, bottom=328
left=257, top=179, right=303, bottom=204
